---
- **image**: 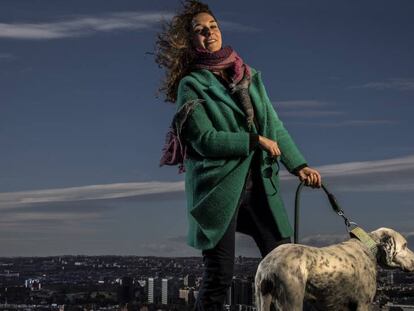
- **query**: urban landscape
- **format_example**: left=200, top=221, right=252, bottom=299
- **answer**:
left=0, top=255, right=413, bottom=310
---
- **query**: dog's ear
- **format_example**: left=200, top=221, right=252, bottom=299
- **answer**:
left=378, top=235, right=397, bottom=267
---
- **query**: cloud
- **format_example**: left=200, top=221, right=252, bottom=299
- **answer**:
left=274, top=100, right=398, bottom=126
left=0, top=11, right=259, bottom=40
left=218, top=21, right=261, bottom=33
left=140, top=236, right=199, bottom=257
left=279, top=110, right=345, bottom=118
left=336, top=183, right=414, bottom=192
left=0, top=181, right=184, bottom=209
left=274, top=100, right=345, bottom=119
left=0, top=212, right=100, bottom=223
left=273, top=100, right=328, bottom=109
left=0, top=53, right=14, bottom=61
left=287, top=119, right=398, bottom=127
left=351, top=79, right=414, bottom=91
left=1, top=154, right=414, bottom=210
left=0, top=199, right=111, bottom=232
left=0, top=11, right=174, bottom=40
left=280, top=154, right=414, bottom=193
left=293, top=154, right=414, bottom=178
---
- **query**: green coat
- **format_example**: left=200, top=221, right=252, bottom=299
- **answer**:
left=176, top=67, right=307, bottom=250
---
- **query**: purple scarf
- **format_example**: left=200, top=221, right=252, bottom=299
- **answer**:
left=193, top=45, right=255, bottom=130
left=192, top=45, right=251, bottom=89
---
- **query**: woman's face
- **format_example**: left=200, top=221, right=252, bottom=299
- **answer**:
left=191, top=12, right=222, bottom=53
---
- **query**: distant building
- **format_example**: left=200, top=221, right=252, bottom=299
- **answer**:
left=147, top=277, right=162, bottom=304
left=24, top=278, right=41, bottom=291
left=148, top=277, right=154, bottom=304
left=184, top=274, right=196, bottom=287
left=161, top=278, right=168, bottom=304
left=118, top=276, right=134, bottom=304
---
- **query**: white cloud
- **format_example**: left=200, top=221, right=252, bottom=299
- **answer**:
left=0, top=53, right=14, bottom=60
left=0, top=181, right=184, bottom=209
left=273, top=100, right=398, bottom=126
left=0, top=212, right=100, bottom=223
left=1, top=154, right=414, bottom=210
left=333, top=183, right=414, bottom=192
left=301, top=154, right=414, bottom=177
left=0, top=11, right=259, bottom=40
left=0, top=11, right=173, bottom=40
left=280, top=154, right=414, bottom=193
left=279, top=110, right=345, bottom=118
left=140, top=242, right=191, bottom=256
left=218, top=21, right=260, bottom=33
left=287, top=119, right=398, bottom=127
left=274, top=100, right=345, bottom=119
left=352, top=78, right=414, bottom=91
left=281, top=155, right=414, bottom=181
left=274, top=100, right=328, bottom=109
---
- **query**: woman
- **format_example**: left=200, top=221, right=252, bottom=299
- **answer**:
left=157, top=1, right=322, bottom=310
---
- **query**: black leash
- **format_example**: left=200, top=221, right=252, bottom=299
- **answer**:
left=294, top=181, right=357, bottom=244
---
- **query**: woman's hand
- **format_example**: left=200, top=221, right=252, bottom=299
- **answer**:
left=258, top=135, right=281, bottom=157
left=297, top=167, right=322, bottom=188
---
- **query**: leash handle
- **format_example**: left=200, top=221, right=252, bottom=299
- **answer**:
left=294, top=181, right=355, bottom=244
left=294, top=181, right=305, bottom=244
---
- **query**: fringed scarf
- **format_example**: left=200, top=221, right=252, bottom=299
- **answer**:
left=159, top=99, right=204, bottom=174
left=192, top=45, right=255, bottom=130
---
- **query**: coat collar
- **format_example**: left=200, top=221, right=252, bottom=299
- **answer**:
left=188, top=68, right=260, bottom=118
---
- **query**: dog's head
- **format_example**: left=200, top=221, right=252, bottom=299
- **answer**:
left=370, top=227, right=414, bottom=272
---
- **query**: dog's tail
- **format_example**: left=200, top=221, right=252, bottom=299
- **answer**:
left=255, top=277, right=273, bottom=311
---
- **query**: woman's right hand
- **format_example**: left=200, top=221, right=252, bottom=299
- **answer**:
left=258, top=135, right=281, bottom=157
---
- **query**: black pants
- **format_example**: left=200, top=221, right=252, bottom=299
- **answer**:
left=194, top=167, right=291, bottom=311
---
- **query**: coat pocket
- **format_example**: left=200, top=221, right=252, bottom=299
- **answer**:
left=202, top=158, right=226, bottom=169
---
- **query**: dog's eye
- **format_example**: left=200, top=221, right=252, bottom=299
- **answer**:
left=402, top=243, right=407, bottom=249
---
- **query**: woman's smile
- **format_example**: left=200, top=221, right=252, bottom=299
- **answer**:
left=205, top=38, right=218, bottom=48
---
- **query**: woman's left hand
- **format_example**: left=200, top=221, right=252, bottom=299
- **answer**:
left=297, top=167, right=322, bottom=188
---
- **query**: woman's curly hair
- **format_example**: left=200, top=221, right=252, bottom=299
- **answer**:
left=154, top=0, right=216, bottom=103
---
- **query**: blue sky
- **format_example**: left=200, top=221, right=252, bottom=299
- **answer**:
left=1, top=0, right=414, bottom=257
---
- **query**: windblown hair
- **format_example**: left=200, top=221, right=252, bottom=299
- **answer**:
left=154, top=0, right=216, bottom=103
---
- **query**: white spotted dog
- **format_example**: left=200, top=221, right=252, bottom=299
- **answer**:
left=254, top=227, right=414, bottom=311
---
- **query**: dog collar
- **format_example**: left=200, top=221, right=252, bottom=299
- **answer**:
left=349, top=226, right=378, bottom=257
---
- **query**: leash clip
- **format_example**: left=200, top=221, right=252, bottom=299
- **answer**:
left=346, top=221, right=358, bottom=233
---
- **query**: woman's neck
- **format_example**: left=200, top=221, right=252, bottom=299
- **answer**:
left=212, top=69, right=230, bottom=84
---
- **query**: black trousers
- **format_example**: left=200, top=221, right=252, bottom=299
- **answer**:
left=194, top=166, right=291, bottom=311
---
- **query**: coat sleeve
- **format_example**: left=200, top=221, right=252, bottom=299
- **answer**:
left=257, top=74, right=308, bottom=173
left=176, top=77, right=250, bottom=158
